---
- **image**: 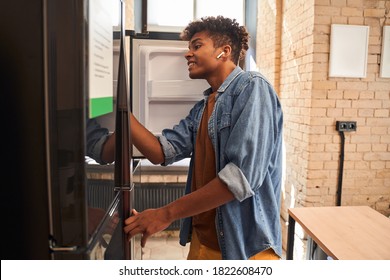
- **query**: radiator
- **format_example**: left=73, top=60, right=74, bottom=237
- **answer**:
left=87, top=179, right=116, bottom=210
left=87, top=180, right=185, bottom=230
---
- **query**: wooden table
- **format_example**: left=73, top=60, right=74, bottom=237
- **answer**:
left=286, top=206, right=390, bottom=260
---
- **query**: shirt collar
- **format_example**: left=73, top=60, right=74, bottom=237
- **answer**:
left=202, top=66, right=244, bottom=97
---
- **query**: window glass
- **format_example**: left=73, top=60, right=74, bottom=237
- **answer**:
left=147, top=0, right=244, bottom=32
left=195, top=0, right=244, bottom=25
left=147, top=0, right=193, bottom=32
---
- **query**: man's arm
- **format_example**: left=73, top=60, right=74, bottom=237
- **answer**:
left=101, top=113, right=165, bottom=164
left=124, top=176, right=235, bottom=247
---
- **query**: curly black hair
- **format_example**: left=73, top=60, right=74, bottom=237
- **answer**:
left=180, top=16, right=249, bottom=64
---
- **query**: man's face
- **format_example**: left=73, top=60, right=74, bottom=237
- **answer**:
left=185, top=31, right=221, bottom=80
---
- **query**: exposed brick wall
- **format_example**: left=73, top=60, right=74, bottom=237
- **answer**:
left=125, top=0, right=134, bottom=30
left=257, top=0, right=283, bottom=93
left=258, top=0, right=390, bottom=251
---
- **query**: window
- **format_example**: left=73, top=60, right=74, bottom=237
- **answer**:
left=147, top=0, right=245, bottom=32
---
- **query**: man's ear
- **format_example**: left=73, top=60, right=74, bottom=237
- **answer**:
left=222, top=45, right=232, bottom=57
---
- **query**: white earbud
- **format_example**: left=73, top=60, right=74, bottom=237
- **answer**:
left=216, top=52, right=225, bottom=59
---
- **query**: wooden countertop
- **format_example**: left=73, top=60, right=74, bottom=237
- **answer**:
left=288, top=206, right=390, bottom=260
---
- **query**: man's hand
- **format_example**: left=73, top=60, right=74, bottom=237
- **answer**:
left=124, top=208, right=172, bottom=247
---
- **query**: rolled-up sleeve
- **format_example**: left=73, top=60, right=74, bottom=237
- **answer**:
left=157, top=135, right=177, bottom=166
left=218, top=162, right=254, bottom=202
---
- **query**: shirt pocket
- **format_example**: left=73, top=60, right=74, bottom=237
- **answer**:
left=218, top=113, right=231, bottom=132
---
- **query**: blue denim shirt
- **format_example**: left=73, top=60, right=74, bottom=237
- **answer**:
left=86, top=118, right=110, bottom=164
left=158, top=66, right=283, bottom=259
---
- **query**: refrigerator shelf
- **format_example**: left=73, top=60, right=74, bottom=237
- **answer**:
left=147, top=80, right=207, bottom=101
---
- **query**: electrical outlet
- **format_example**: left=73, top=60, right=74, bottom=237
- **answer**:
left=336, top=121, right=357, bottom=132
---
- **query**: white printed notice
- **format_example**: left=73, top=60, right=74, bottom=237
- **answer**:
left=89, top=0, right=113, bottom=118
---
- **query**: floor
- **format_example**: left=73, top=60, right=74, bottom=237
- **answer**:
left=134, top=230, right=189, bottom=260
left=134, top=230, right=291, bottom=260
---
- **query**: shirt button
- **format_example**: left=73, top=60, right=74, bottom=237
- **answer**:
left=220, top=231, right=224, bottom=236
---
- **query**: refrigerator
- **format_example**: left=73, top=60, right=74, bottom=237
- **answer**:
left=92, top=32, right=210, bottom=241
left=1, top=0, right=133, bottom=260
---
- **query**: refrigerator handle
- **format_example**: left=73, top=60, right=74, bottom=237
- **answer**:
left=49, top=238, right=77, bottom=252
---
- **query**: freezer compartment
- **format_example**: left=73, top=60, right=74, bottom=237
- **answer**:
left=140, top=46, right=191, bottom=80
left=132, top=37, right=208, bottom=156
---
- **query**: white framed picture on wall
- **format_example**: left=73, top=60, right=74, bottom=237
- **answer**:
left=380, top=26, right=390, bottom=78
left=329, top=24, right=370, bottom=78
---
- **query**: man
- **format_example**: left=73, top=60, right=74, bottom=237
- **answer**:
left=121, top=16, right=283, bottom=260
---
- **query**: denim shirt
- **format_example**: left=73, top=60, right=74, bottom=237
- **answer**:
left=158, top=66, right=284, bottom=259
left=86, top=118, right=110, bottom=164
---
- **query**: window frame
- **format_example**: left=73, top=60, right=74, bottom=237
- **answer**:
left=134, top=0, right=257, bottom=68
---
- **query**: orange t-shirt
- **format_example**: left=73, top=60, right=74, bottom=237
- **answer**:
left=191, top=92, right=220, bottom=251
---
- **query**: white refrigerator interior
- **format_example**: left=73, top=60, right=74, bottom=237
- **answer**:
left=132, top=38, right=209, bottom=157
